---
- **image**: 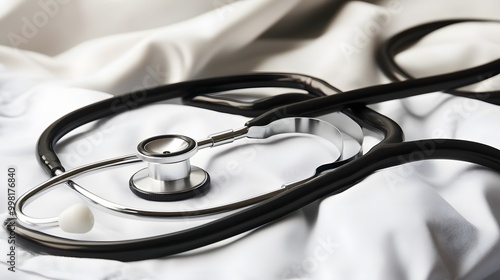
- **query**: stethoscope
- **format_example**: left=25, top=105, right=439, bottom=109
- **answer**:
left=5, top=19, right=500, bottom=261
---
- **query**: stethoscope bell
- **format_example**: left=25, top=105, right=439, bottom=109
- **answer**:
left=129, top=134, right=210, bottom=201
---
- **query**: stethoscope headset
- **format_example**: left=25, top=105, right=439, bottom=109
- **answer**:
left=5, top=19, right=500, bottom=261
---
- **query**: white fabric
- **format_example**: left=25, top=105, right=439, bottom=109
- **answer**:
left=1, top=0, right=500, bottom=279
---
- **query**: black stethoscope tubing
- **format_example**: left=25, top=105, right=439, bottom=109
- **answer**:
left=378, top=19, right=500, bottom=102
left=8, top=19, right=500, bottom=261
left=13, top=106, right=500, bottom=261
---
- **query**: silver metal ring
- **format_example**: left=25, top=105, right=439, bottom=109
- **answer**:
left=14, top=114, right=363, bottom=231
left=129, top=166, right=209, bottom=201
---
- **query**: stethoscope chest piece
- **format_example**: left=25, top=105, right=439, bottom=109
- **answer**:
left=130, top=134, right=210, bottom=201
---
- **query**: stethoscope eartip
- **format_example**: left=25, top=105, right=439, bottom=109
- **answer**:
left=58, top=204, right=94, bottom=234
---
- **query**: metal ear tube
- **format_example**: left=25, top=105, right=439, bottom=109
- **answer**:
left=12, top=115, right=358, bottom=236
